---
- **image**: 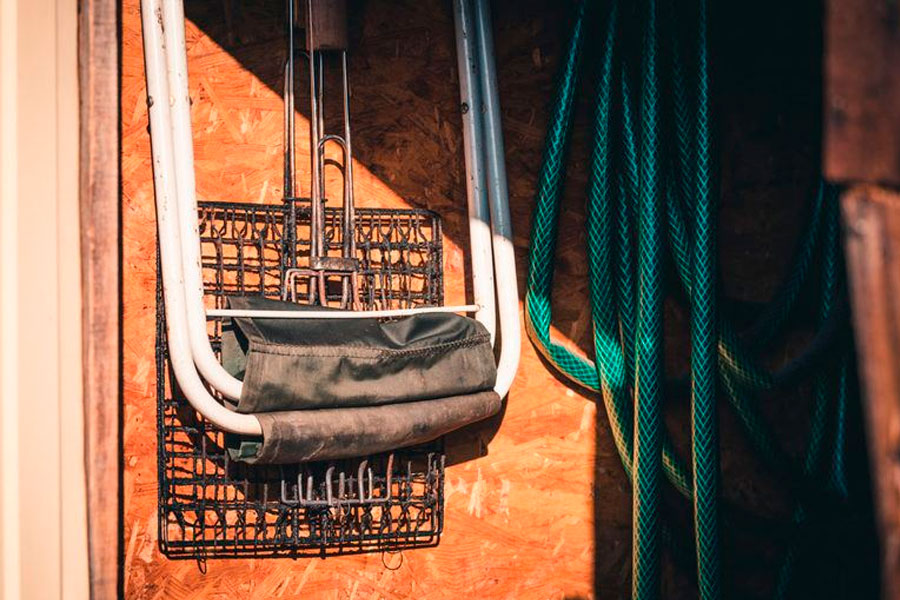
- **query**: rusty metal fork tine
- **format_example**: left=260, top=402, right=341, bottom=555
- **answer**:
left=306, top=474, right=315, bottom=503
left=324, top=465, right=335, bottom=504
left=280, top=465, right=297, bottom=505
left=357, top=460, right=368, bottom=501
left=294, top=467, right=305, bottom=504
left=385, top=453, right=395, bottom=501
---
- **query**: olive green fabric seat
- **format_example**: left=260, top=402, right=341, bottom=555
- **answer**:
left=221, top=296, right=500, bottom=464
left=226, top=391, right=501, bottom=464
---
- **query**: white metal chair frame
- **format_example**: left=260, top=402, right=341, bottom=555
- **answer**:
left=141, top=0, right=520, bottom=437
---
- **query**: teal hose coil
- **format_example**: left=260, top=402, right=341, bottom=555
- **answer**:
left=685, top=2, right=719, bottom=597
left=632, top=1, right=663, bottom=597
left=524, top=1, right=853, bottom=598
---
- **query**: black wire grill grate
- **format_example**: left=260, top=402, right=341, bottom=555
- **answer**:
left=156, top=200, right=447, bottom=558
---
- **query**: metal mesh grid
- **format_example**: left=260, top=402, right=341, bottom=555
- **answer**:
left=157, top=200, right=447, bottom=558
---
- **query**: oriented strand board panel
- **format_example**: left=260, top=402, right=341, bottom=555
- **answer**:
left=121, top=2, right=607, bottom=599
left=121, top=0, right=868, bottom=598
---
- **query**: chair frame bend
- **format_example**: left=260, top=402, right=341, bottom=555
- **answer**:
left=140, top=0, right=520, bottom=436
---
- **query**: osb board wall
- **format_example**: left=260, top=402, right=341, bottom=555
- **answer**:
left=122, top=2, right=600, bottom=598
left=121, top=1, right=864, bottom=598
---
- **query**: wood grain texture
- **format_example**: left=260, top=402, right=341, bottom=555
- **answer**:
left=121, top=2, right=602, bottom=598
left=80, top=0, right=122, bottom=597
left=824, top=0, right=900, bottom=185
left=842, top=185, right=900, bottom=600
left=119, top=1, right=851, bottom=597
left=304, top=0, right=349, bottom=50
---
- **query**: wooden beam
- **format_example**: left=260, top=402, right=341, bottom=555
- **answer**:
left=841, top=185, right=900, bottom=600
left=78, top=0, right=121, bottom=597
left=824, top=0, right=900, bottom=185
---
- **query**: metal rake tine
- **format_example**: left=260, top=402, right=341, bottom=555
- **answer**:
left=293, top=468, right=305, bottom=504
left=385, top=453, right=395, bottom=501
left=357, top=460, right=368, bottom=501
left=279, top=468, right=297, bottom=505
left=304, top=473, right=315, bottom=504
left=325, top=465, right=336, bottom=504
left=338, top=470, right=347, bottom=501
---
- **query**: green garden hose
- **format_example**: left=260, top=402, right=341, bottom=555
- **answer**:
left=587, top=0, right=633, bottom=474
left=684, top=2, right=719, bottom=596
left=774, top=193, right=849, bottom=599
left=523, top=1, right=853, bottom=598
left=632, top=1, right=664, bottom=597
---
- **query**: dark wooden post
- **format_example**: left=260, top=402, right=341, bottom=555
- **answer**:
left=826, top=1, right=900, bottom=597
left=840, top=186, right=900, bottom=600
left=78, top=0, right=120, bottom=597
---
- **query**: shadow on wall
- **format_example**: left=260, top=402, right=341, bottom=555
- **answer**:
left=179, top=0, right=565, bottom=468
left=177, top=0, right=880, bottom=598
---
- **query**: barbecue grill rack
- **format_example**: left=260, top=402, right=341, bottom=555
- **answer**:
left=156, top=198, right=448, bottom=557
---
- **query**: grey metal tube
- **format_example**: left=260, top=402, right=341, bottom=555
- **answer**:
left=452, top=0, right=497, bottom=343
left=472, top=0, right=512, bottom=241
left=471, top=0, right=521, bottom=396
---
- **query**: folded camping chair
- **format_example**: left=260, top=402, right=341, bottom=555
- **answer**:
left=141, top=0, right=519, bottom=465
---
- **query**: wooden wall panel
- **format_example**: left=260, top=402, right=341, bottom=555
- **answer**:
left=120, top=1, right=843, bottom=597
left=841, top=186, right=900, bottom=600
left=824, top=0, right=900, bottom=186
left=121, top=2, right=607, bottom=598
left=80, top=0, right=121, bottom=597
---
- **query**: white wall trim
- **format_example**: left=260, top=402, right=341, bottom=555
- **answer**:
left=0, top=0, right=22, bottom=596
left=0, top=0, right=87, bottom=597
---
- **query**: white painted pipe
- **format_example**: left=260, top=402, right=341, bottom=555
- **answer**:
left=161, top=0, right=244, bottom=402
left=207, top=304, right=481, bottom=320
left=147, top=0, right=518, bottom=429
left=141, top=0, right=262, bottom=435
left=162, top=0, right=487, bottom=400
left=452, top=0, right=497, bottom=345
left=471, top=0, right=521, bottom=397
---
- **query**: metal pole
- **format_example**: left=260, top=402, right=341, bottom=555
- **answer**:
left=452, top=0, right=497, bottom=343
left=472, top=0, right=521, bottom=396
left=141, top=0, right=261, bottom=435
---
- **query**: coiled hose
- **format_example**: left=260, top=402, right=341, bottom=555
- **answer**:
left=524, top=1, right=851, bottom=598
